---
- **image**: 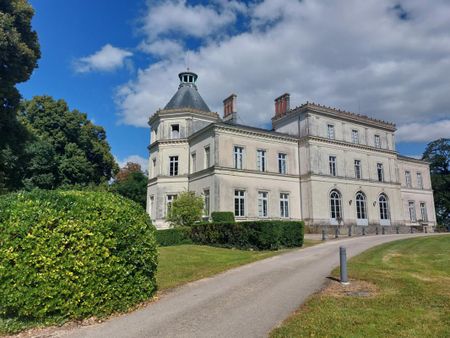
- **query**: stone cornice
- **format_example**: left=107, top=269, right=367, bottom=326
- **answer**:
left=148, top=138, right=189, bottom=150
left=273, top=102, right=396, bottom=131
left=397, top=155, right=430, bottom=165
left=214, top=124, right=298, bottom=142
left=148, top=108, right=220, bottom=125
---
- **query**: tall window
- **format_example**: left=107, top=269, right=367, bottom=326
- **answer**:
left=330, top=189, right=342, bottom=220
left=204, top=189, right=210, bottom=216
left=258, top=191, right=268, bottom=217
left=233, top=146, right=244, bottom=169
left=354, top=160, right=361, bottom=179
left=420, top=202, right=428, bottom=222
left=234, top=190, right=245, bottom=217
left=204, top=146, right=211, bottom=168
left=257, top=150, right=267, bottom=172
left=408, top=201, right=416, bottom=222
left=352, top=129, right=359, bottom=144
left=166, top=194, right=177, bottom=216
left=169, top=156, right=179, bottom=176
left=405, top=171, right=412, bottom=188
left=280, top=193, right=289, bottom=218
left=355, top=192, right=367, bottom=220
left=171, top=124, right=180, bottom=139
left=149, top=196, right=154, bottom=218
left=379, top=194, right=390, bottom=220
left=278, top=153, right=287, bottom=174
left=374, top=134, right=381, bottom=148
left=327, top=124, right=335, bottom=140
left=377, top=163, right=384, bottom=182
left=152, top=158, right=156, bottom=177
left=329, top=156, right=337, bottom=176
left=417, top=172, right=423, bottom=189
left=191, top=152, right=196, bottom=173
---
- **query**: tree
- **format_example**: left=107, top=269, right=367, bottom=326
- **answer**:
left=18, top=96, right=118, bottom=188
left=0, top=0, right=41, bottom=191
left=110, top=162, right=147, bottom=208
left=422, top=138, right=450, bottom=228
left=167, top=191, right=204, bottom=227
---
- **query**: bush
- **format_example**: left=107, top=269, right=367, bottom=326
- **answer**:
left=0, top=190, right=158, bottom=321
left=211, top=211, right=235, bottom=223
left=190, top=220, right=304, bottom=250
left=156, top=227, right=192, bottom=246
left=167, top=191, right=204, bottom=227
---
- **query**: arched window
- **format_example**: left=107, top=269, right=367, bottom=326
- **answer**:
left=356, top=192, right=367, bottom=220
left=379, top=194, right=390, bottom=220
left=330, top=189, right=342, bottom=220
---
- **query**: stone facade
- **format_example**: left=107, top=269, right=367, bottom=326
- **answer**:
left=147, top=72, right=437, bottom=231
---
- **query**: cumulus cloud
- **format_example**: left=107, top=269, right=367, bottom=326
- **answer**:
left=116, top=0, right=450, bottom=131
left=116, top=154, right=148, bottom=172
left=74, top=44, right=133, bottom=73
left=139, top=39, right=184, bottom=57
left=396, top=120, right=450, bottom=142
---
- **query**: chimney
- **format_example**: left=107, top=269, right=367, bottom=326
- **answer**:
left=223, top=94, right=237, bottom=124
left=274, top=93, right=290, bottom=118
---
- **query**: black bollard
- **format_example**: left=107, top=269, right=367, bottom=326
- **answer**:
left=335, top=227, right=339, bottom=238
left=376, top=227, right=379, bottom=235
left=340, top=246, right=349, bottom=284
left=362, top=227, right=366, bottom=236
left=322, top=229, right=326, bottom=241
left=424, top=226, right=428, bottom=233
left=396, top=227, right=399, bottom=234
left=410, top=226, right=413, bottom=234
left=348, top=226, right=352, bottom=237
left=382, top=226, right=385, bottom=235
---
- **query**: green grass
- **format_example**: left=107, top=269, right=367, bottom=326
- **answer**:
left=271, top=235, right=450, bottom=338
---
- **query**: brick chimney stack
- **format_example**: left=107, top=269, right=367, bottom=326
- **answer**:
left=274, top=93, right=290, bottom=118
left=223, top=94, right=237, bottom=124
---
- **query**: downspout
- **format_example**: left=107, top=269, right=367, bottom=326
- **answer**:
left=298, top=115, right=304, bottom=221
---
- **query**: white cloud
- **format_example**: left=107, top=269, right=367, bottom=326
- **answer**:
left=116, top=0, right=450, bottom=132
left=139, top=39, right=184, bottom=57
left=396, top=120, right=450, bottom=142
left=116, top=155, right=148, bottom=172
left=74, top=44, right=133, bottom=73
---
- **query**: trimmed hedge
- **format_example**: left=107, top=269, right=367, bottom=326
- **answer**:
left=0, top=190, right=158, bottom=321
left=190, top=220, right=304, bottom=250
left=156, top=227, right=192, bottom=246
left=211, top=211, right=235, bottom=223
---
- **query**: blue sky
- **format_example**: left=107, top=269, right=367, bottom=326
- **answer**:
left=19, top=0, right=450, bottom=168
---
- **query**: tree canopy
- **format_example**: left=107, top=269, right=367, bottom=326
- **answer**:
left=422, top=138, right=450, bottom=228
left=111, top=162, right=147, bottom=208
left=0, top=0, right=40, bottom=192
left=19, top=96, right=118, bottom=189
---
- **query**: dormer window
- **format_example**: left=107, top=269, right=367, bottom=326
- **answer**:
left=171, top=124, right=180, bottom=139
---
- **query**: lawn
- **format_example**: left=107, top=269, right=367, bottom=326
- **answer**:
left=157, top=242, right=315, bottom=290
left=271, top=235, right=450, bottom=338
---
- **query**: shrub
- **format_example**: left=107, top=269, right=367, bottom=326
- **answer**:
left=167, top=191, right=204, bottom=227
left=211, top=211, right=235, bottom=223
left=0, top=190, right=158, bottom=321
left=190, top=220, right=304, bottom=250
left=156, top=227, right=192, bottom=246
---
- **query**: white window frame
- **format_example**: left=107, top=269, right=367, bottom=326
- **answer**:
left=258, top=191, right=268, bottom=217
left=233, top=146, right=244, bottom=169
left=204, top=146, right=211, bottom=169
left=204, top=189, right=210, bottom=216
left=420, top=202, right=428, bottom=222
left=171, top=124, right=180, bottom=139
left=257, top=149, right=267, bottom=172
left=278, top=153, right=287, bottom=174
left=417, top=172, right=423, bottom=189
left=377, top=163, right=384, bottom=182
left=191, top=152, right=196, bottom=173
left=408, top=201, right=417, bottom=222
left=234, top=189, right=245, bottom=217
left=374, top=134, right=381, bottom=148
left=354, top=159, right=361, bottom=179
left=329, top=156, right=337, bottom=176
left=166, top=194, right=177, bottom=217
left=379, top=194, right=390, bottom=224
left=355, top=192, right=368, bottom=225
left=280, top=193, right=289, bottom=218
left=330, top=189, right=342, bottom=223
left=352, top=129, right=359, bottom=144
left=169, top=156, right=179, bottom=176
left=327, top=124, right=335, bottom=140
left=405, top=171, right=412, bottom=188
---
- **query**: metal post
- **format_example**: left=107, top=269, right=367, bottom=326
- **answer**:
left=339, top=246, right=349, bottom=284
left=362, top=227, right=366, bottom=236
left=424, top=226, right=428, bottom=233
left=376, top=227, right=379, bottom=235
left=348, top=226, right=352, bottom=237
left=396, top=227, right=399, bottom=234
left=335, top=226, right=339, bottom=238
left=410, top=226, right=413, bottom=234
left=382, top=226, right=385, bottom=235
left=322, top=229, right=326, bottom=241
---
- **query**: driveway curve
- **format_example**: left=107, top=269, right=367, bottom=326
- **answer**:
left=64, top=233, right=442, bottom=338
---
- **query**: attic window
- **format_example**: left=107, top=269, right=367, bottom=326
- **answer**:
left=171, top=124, right=180, bottom=139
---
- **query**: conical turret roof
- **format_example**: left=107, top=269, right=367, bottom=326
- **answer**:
left=164, top=71, right=210, bottom=112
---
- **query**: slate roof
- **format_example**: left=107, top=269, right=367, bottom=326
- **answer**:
left=164, top=83, right=211, bottom=112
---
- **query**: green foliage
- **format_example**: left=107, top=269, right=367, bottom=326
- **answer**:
left=18, top=96, right=119, bottom=189
left=155, top=227, right=192, bottom=246
left=110, top=163, right=147, bottom=208
left=422, top=138, right=450, bottom=227
left=211, top=211, right=235, bottom=223
left=190, top=220, right=304, bottom=250
left=167, top=191, right=204, bottom=227
left=0, top=190, right=158, bottom=322
left=0, top=0, right=40, bottom=191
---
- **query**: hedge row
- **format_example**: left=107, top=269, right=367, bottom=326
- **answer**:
left=189, top=220, right=304, bottom=250
left=0, top=190, right=158, bottom=321
left=211, top=211, right=235, bottom=223
left=155, top=227, right=192, bottom=246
